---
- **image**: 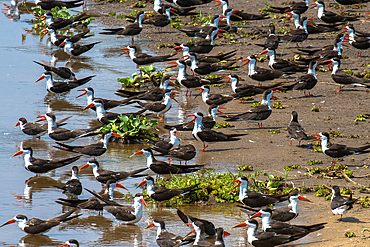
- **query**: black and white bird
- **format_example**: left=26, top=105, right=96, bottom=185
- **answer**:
left=54, top=166, right=82, bottom=196
left=314, top=132, right=370, bottom=165
left=288, top=111, right=309, bottom=147
left=0, top=209, right=80, bottom=234
left=330, top=185, right=357, bottom=221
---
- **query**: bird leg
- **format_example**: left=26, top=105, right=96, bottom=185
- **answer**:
left=339, top=214, right=343, bottom=221
left=289, top=139, right=293, bottom=145
left=131, top=37, right=135, bottom=44
left=331, top=160, right=336, bottom=166
left=298, top=141, right=301, bottom=147
left=168, top=158, right=173, bottom=165
left=157, top=115, right=164, bottom=122
left=200, top=144, right=208, bottom=152
left=337, top=85, right=344, bottom=92
left=258, top=123, right=264, bottom=129
left=357, top=51, right=362, bottom=57
left=296, top=43, right=300, bottom=48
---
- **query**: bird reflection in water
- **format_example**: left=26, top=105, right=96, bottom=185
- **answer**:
left=19, top=234, right=58, bottom=247
left=19, top=176, right=65, bottom=203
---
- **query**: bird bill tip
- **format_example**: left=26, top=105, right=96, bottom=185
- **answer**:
left=232, top=222, right=247, bottom=228
left=11, top=150, right=23, bottom=158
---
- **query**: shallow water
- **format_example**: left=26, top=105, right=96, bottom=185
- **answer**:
left=0, top=2, right=321, bottom=246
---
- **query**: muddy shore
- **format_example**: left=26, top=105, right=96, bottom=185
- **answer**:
left=84, top=0, right=370, bottom=245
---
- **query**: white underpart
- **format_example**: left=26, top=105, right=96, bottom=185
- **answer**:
left=230, top=77, right=239, bottom=93
left=246, top=223, right=258, bottom=244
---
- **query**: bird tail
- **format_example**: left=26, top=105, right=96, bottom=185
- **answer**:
left=225, top=133, right=248, bottom=138
left=356, top=144, right=370, bottom=153
left=72, top=13, right=87, bottom=23
left=128, top=167, right=149, bottom=177
left=177, top=208, right=191, bottom=224
left=80, top=31, right=94, bottom=39
left=72, top=75, right=96, bottom=87
left=53, top=142, right=80, bottom=153
left=180, top=183, right=200, bottom=194
left=54, top=208, right=78, bottom=222
left=296, top=222, right=327, bottom=231
left=53, top=185, right=67, bottom=193
left=58, top=155, right=82, bottom=166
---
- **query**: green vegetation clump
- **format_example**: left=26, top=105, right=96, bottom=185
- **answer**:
left=354, top=113, right=369, bottom=122
left=273, top=102, right=286, bottom=109
left=310, top=106, right=319, bottom=112
left=238, top=165, right=253, bottom=171
left=345, top=232, right=356, bottom=238
left=131, top=1, right=146, bottom=8
left=251, top=101, right=262, bottom=107
left=307, top=160, right=323, bottom=165
left=269, top=129, right=280, bottom=134
left=213, top=123, right=234, bottom=129
left=117, top=65, right=170, bottom=87
left=153, top=171, right=243, bottom=205
left=314, top=186, right=330, bottom=197
left=99, top=115, right=158, bottom=140
left=330, top=131, right=344, bottom=138
left=284, top=165, right=301, bottom=171
left=357, top=197, right=370, bottom=208
left=307, top=165, right=353, bottom=179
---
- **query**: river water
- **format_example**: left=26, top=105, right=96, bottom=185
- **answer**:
left=0, top=2, right=251, bottom=246
left=0, top=2, right=323, bottom=246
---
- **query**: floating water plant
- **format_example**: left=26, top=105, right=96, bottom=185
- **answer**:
left=99, top=115, right=158, bottom=142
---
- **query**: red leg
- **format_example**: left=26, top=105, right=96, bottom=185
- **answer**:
left=189, top=91, right=192, bottom=97
left=157, top=115, right=164, bottom=122
left=303, top=91, right=307, bottom=97
left=298, top=141, right=301, bottom=147
left=308, top=91, right=311, bottom=97
left=168, top=158, right=173, bottom=165
left=331, top=160, right=336, bottom=166
left=337, top=85, right=344, bottom=92
left=200, top=144, right=208, bottom=152
left=339, top=215, right=343, bottom=221
left=37, top=136, right=41, bottom=139
left=296, top=43, right=300, bottom=48
left=289, top=139, right=292, bottom=145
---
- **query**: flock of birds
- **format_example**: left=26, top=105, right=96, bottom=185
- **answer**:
left=2, top=0, right=370, bottom=245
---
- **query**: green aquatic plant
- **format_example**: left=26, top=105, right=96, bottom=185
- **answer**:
left=99, top=115, right=158, bottom=140
left=117, top=65, right=170, bottom=87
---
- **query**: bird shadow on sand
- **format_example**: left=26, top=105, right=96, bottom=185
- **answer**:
left=340, top=217, right=367, bottom=223
left=233, top=126, right=281, bottom=131
left=283, top=239, right=331, bottom=246
left=205, top=147, right=248, bottom=153
left=294, top=94, right=325, bottom=99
